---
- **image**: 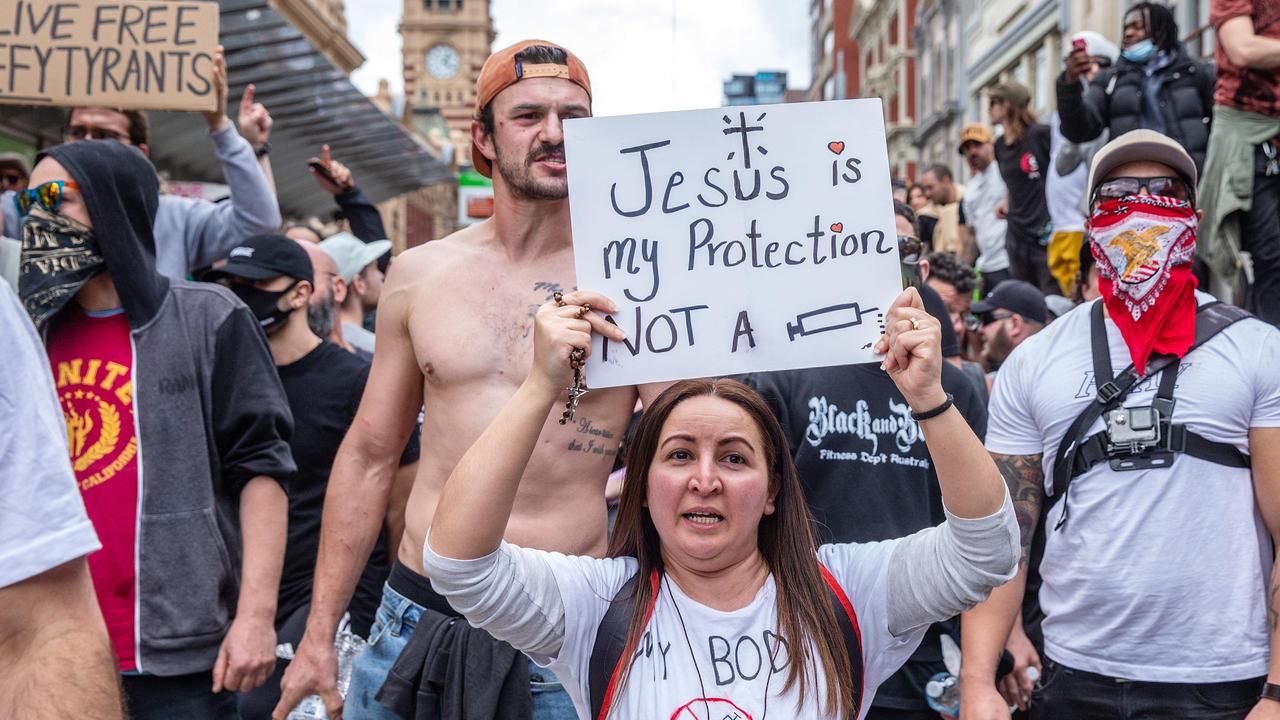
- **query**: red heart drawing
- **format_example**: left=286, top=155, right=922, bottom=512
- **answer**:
left=830, top=222, right=844, bottom=233
left=827, top=141, right=845, bottom=155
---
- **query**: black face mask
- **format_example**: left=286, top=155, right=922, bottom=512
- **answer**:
left=18, top=206, right=106, bottom=330
left=230, top=281, right=297, bottom=333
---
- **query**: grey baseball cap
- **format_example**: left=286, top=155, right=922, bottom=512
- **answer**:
left=1087, top=129, right=1198, bottom=198
left=0, top=152, right=31, bottom=177
left=318, top=232, right=392, bottom=284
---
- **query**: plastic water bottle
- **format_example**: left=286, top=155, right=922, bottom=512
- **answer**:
left=925, top=671, right=960, bottom=716
left=283, top=614, right=368, bottom=720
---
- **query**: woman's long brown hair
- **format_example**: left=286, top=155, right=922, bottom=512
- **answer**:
left=1001, top=102, right=1039, bottom=145
left=606, top=379, right=853, bottom=717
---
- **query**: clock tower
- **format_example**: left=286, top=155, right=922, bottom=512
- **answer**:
left=401, top=0, right=496, bottom=166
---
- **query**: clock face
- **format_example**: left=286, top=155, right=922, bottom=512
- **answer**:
left=426, top=44, right=460, bottom=80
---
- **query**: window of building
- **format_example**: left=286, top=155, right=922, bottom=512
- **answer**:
left=824, top=28, right=834, bottom=56
left=824, top=74, right=836, bottom=100
left=1012, top=61, right=1027, bottom=88
left=1034, top=44, right=1050, bottom=112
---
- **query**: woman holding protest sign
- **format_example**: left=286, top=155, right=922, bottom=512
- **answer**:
left=421, top=287, right=1017, bottom=720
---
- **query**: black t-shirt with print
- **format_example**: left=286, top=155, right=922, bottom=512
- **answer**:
left=995, top=122, right=1052, bottom=244
left=745, top=361, right=987, bottom=710
left=276, top=341, right=421, bottom=637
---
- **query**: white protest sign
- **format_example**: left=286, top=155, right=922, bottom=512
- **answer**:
left=565, top=99, right=903, bottom=388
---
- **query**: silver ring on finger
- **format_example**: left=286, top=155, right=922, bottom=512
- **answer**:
left=909, top=317, right=920, bottom=331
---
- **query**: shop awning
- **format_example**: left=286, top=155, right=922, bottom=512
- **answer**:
left=0, top=0, right=453, bottom=220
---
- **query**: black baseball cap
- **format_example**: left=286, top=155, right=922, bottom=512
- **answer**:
left=971, top=279, right=1047, bottom=324
left=203, top=234, right=314, bottom=285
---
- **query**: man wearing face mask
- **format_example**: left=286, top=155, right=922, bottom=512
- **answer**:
left=17, top=140, right=293, bottom=719
left=200, top=235, right=419, bottom=719
left=1057, top=3, right=1215, bottom=173
left=956, top=130, right=1280, bottom=720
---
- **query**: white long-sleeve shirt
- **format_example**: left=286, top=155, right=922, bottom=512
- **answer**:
left=422, top=490, right=1018, bottom=720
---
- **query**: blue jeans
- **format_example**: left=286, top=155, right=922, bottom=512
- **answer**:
left=345, top=583, right=424, bottom=719
left=1029, top=657, right=1264, bottom=720
left=529, top=656, right=578, bottom=720
left=344, top=581, right=577, bottom=719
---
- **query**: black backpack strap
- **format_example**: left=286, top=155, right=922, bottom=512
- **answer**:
left=1049, top=301, right=1253, bottom=529
left=588, top=569, right=659, bottom=720
left=818, top=562, right=865, bottom=719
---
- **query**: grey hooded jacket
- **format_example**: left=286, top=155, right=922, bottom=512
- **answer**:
left=36, top=140, right=294, bottom=676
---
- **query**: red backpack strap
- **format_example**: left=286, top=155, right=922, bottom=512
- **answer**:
left=819, top=562, right=865, bottom=719
left=589, top=568, right=661, bottom=720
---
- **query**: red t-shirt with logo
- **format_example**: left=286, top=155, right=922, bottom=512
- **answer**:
left=1213, top=0, right=1280, bottom=117
left=46, top=306, right=139, bottom=672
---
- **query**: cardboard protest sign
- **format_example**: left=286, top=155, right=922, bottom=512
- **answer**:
left=565, top=99, right=902, bottom=388
left=0, top=0, right=220, bottom=112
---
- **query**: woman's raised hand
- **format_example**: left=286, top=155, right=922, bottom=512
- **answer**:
left=528, top=290, right=625, bottom=394
left=873, top=287, right=947, bottom=412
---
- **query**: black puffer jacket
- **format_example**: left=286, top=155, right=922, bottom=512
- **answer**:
left=1056, top=44, right=1215, bottom=171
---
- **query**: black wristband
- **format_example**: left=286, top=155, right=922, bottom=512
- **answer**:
left=910, top=392, right=954, bottom=422
left=254, top=141, right=271, bottom=158
left=1261, top=682, right=1280, bottom=702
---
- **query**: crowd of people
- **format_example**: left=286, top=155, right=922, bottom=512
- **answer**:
left=0, top=2, right=1278, bottom=720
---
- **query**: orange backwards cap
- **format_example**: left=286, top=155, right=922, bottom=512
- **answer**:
left=471, top=39, right=592, bottom=178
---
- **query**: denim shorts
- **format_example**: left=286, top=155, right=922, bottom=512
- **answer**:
left=343, top=581, right=577, bottom=720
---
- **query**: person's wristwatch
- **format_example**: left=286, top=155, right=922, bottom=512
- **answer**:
left=254, top=142, right=271, bottom=158
left=1261, top=682, right=1280, bottom=703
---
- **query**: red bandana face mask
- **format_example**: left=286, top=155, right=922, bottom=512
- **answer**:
left=1088, top=195, right=1198, bottom=374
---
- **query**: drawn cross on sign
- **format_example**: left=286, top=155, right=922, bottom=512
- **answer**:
left=722, top=111, right=768, bottom=169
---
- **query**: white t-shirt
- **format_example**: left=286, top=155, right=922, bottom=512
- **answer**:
left=986, top=293, right=1280, bottom=682
left=0, top=284, right=101, bottom=588
left=1045, top=113, right=1089, bottom=234
left=960, top=161, right=1009, bottom=273
left=539, top=542, right=921, bottom=720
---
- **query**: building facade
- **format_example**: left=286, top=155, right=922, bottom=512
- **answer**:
left=912, top=0, right=965, bottom=177
left=723, top=71, right=791, bottom=105
left=851, top=0, right=919, bottom=180
left=401, top=0, right=496, bottom=166
left=808, top=0, right=859, bottom=102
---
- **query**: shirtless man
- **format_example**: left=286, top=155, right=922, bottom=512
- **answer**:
left=275, top=41, right=661, bottom=720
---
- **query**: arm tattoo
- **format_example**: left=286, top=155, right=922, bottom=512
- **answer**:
left=991, top=452, right=1045, bottom=570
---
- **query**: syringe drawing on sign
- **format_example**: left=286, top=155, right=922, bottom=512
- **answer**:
left=787, top=302, right=881, bottom=342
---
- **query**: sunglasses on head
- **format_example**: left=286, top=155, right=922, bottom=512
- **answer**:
left=14, top=180, right=79, bottom=217
left=898, top=234, right=923, bottom=264
left=1092, top=175, right=1194, bottom=204
left=63, top=124, right=130, bottom=143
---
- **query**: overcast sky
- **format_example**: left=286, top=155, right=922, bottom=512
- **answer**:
left=347, top=0, right=814, bottom=116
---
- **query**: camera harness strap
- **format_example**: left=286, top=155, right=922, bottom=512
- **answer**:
left=1048, top=300, right=1252, bottom=530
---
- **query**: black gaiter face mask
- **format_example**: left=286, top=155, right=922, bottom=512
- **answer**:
left=19, top=206, right=105, bottom=330
left=230, top=281, right=297, bottom=333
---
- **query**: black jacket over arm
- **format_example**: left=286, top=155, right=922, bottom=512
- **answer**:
left=1055, top=45, right=1215, bottom=172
